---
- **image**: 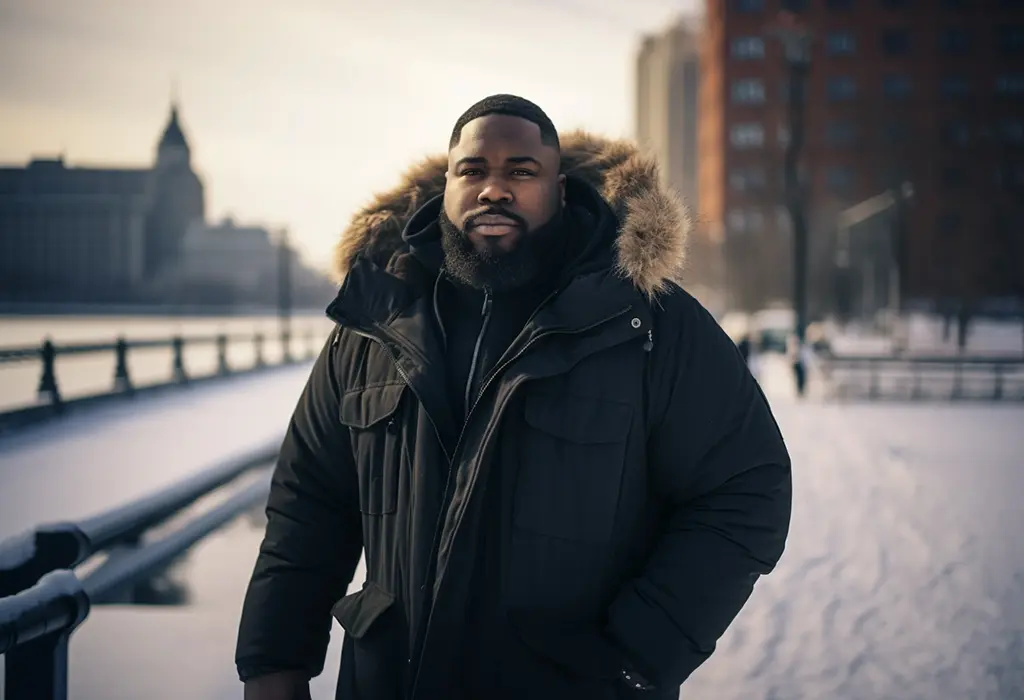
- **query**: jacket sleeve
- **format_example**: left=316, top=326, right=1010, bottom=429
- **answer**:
left=235, top=329, right=363, bottom=681
left=605, top=295, right=792, bottom=687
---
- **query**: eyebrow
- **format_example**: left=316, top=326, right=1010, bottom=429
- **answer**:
left=454, top=156, right=543, bottom=169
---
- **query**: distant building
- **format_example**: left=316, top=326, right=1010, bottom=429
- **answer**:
left=636, top=16, right=718, bottom=308
left=636, top=17, right=702, bottom=212
left=170, top=217, right=280, bottom=304
left=700, top=1, right=1024, bottom=315
left=0, top=102, right=205, bottom=304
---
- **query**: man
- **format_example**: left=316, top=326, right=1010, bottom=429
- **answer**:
left=236, top=94, right=792, bottom=700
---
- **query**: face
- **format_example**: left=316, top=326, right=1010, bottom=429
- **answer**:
left=444, top=114, right=565, bottom=256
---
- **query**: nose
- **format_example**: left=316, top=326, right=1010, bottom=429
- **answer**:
left=478, top=178, right=513, bottom=205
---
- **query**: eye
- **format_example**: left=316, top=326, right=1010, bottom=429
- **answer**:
left=460, top=168, right=484, bottom=177
left=511, top=169, right=536, bottom=177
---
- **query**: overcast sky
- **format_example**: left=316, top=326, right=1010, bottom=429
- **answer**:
left=0, top=0, right=701, bottom=271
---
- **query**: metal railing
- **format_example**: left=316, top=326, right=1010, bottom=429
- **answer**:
left=819, top=353, right=1024, bottom=401
left=0, top=441, right=281, bottom=699
left=0, top=327, right=321, bottom=431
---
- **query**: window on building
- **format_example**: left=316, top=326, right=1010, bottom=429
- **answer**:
left=730, top=123, right=765, bottom=148
left=776, top=206, right=793, bottom=235
left=999, top=25, right=1024, bottom=55
left=731, top=78, right=766, bottom=104
left=882, top=28, right=911, bottom=55
left=826, top=121, right=857, bottom=146
left=731, top=36, right=765, bottom=59
left=826, top=32, right=857, bottom=56
left=734, top=0, right=764, bottom=11
left=940, top=28, right=971, bottom=54
left=940, top=75, right=971, bottom=98
left=727, top=209, right=747, bottom=233
left=938, top=212, right=963, bottom=237
left=941, top=121, right=971, bottom=145
left=884, top=74, right=913, bottom=99
left=995, top=75, right=1024, bottom=96
left=729, top=166, right=767, bottom=191
left=826, top=166, right=855, bottom=195
left=882, top=121, right=911, bottom=145
left=941, top=166, right=968, bottom=188
left=827, top=76, right=857, bottom=101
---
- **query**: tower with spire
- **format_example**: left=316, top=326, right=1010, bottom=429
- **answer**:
left=144, top=97, right=206, bottom=279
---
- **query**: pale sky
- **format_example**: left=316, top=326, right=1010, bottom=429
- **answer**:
left=0, top=0, right=701, bottom=273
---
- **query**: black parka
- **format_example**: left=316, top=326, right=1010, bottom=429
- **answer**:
left=235, top=132, right=792, bottom=700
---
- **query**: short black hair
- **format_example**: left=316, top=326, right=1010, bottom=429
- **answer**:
left=448, top=94, right=560, bottom=151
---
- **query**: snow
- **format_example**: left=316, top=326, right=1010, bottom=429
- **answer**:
left=3, top=355, right=1024, bottom=699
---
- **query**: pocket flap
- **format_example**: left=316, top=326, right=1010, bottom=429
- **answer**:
left=524, top=394, right=632, bottom=444
left=338, top=384, right=405, bottom=429
left=331, top=581, right=396, bottom=639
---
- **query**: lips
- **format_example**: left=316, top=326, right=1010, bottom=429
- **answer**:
left=471, top=214, right=518, bottom=227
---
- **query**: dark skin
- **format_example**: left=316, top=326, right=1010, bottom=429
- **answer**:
left=444, top=113, right=565, bottom=254
left=243, top=114, right=566, bottom=700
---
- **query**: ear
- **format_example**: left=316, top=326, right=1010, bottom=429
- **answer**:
left=558, top=173, right=566, bottom=207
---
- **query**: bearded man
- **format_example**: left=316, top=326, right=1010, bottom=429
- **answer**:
left=236, top=94, right=792, bottom=700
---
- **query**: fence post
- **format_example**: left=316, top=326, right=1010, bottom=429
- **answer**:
left=113, top=337, right=133, bottom=393
left=254, top=333, right=265, bottom=368
left=37, top=339, right=61, bottom=407
left=3, top=570, right=90, bottom=700
left=172, top=336, right=188, bottom=383
left=216, top=334, right=230, bottom=375
left=281, top=329, right=292, bottom=365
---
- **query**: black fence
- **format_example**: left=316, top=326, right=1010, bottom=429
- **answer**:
left=0, top=327, right=322, bottom=431
left=819, top=354, right=1024, bottom=401
left=0, top=441, right=280, bottom=700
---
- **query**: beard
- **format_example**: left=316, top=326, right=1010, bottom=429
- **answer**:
left=438, top=204, right=566, bottom=292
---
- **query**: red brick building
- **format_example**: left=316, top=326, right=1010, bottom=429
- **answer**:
left=699, top=0, right=1024, bottom=315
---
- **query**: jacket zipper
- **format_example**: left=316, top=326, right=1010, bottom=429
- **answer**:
left=411, top=303, right=637, bottom=694
left=462, top=290, right=493, bottom=417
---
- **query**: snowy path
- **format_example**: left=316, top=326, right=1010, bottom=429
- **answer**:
left=3, top=358, right=1024, bottom=699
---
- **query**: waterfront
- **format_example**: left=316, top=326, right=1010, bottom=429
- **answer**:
left=0, top=313, right=335, bottom=412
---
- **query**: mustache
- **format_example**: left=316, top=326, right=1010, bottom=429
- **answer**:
left=464, top=207, right=527, bottom=230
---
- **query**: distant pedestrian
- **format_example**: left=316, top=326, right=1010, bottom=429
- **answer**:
left=737, top=333, right=752, bottom=363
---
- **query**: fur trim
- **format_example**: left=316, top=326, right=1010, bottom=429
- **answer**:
left=332, top=130, right=690, bottom=299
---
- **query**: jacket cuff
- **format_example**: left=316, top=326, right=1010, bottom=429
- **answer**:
left=606, top=582, right=708, bottom=687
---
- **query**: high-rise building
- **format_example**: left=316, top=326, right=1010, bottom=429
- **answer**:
left=700, top=0, right=1024, bottom=315
left=636, top=17, right=725, bottom=309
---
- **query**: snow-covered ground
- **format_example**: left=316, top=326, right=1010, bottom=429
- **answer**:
left=2, top=355, right=1024, bottom=699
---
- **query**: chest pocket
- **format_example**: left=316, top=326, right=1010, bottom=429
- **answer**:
left=515, top=393, right=633, bottom=543
left=338, top=383, right=407, bottom=515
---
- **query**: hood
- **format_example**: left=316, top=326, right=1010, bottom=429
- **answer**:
left=332, top=130, right=691, bottom=299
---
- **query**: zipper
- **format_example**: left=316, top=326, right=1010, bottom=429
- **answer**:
left=462, top=290, right=493, bottom=416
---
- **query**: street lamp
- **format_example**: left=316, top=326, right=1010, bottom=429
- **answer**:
left=766, top=11, right=813, bottom=395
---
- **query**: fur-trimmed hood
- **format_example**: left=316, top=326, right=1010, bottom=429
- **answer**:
left=332, top=130, right=690, bottom=298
